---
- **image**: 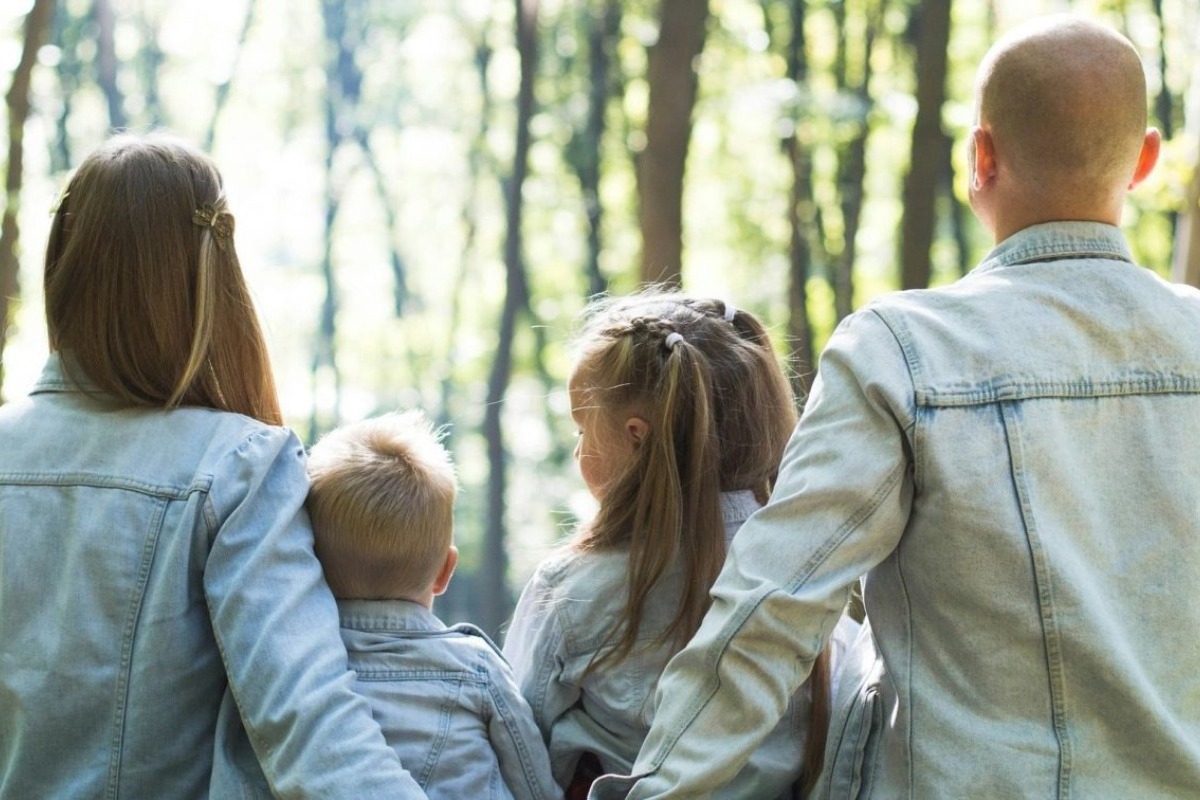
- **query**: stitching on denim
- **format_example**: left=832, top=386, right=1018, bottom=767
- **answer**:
left=1000, top=402, right=1073, bottom=797
left=0, top=471, right=200, bottom=499
left=106, top=495, right=169, bottom=798
left=917, top=374, right=1200, bottom=407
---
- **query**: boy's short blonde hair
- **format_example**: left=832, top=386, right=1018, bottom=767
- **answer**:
left=306, top=411, right=457, bottom=600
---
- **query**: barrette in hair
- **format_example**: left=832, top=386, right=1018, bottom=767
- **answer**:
left=665, top=332, right=684, bottom=351
left=193, top=203, right=234, bottom=250
left=722, top=301, right=737, bottom=323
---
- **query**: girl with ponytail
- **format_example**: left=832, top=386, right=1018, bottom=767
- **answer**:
left=504, top=290, right=859, bottom=798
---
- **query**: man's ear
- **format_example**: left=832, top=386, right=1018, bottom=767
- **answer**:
left=970, top=126, right=997, bottom=191
left=625, top=416, right=650, bottom=446
left=432, top=545, right=458, bottom=597
left=1129, top=127, right=1161, bottom=189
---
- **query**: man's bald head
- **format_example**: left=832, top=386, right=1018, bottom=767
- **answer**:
left=977, top=15, right=1148, bottom=199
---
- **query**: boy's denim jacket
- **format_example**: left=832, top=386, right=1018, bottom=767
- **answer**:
left=0, top=355, right=424, bottom=798
left=336, top=599, right=562, bottom=800
left=592, top=222, right=1200, bottom=799
left=505, top=491, right=858, bottom=798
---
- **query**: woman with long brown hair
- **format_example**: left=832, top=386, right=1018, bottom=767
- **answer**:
left=0, top=133, right=425, bottom=798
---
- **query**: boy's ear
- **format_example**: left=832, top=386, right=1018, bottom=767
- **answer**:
left=625, top=416, right=650, bottom=446
left=432, top=545, right=458, bottom=597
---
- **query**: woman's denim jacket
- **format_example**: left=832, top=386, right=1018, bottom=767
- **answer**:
left=505, top=491, right=858, bottom=798
left=592, top=222, right=1200, bottom=799
left=0, top=355, right=424, bottom=798
left=335, top=599, right=562, bottom=800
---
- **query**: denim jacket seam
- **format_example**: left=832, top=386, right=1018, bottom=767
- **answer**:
left=107, top=494, right=171, bottom=798
left=533, top=601, right=568, bottom=725
left=484, top=662, right=542, bottom=796
left=0, top=471, right=202, bottom=499
left=643, top=462, right=907, bottom=773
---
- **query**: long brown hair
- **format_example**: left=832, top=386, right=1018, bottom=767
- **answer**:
left=43, top=133, right=281, bottom=425
left=571, top=289, right=832, bottom=788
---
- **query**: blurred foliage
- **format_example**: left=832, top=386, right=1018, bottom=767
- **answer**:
left=2, top=0, right=1197, bottom=618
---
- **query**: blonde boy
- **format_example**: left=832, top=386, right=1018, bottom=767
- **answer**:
left=307, top=412, right=561, bottom=800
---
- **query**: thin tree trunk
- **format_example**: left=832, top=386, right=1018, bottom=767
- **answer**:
left=481, top=0, right=538, bottom=637
left=1177, top=162, right=1200, bottom=287
left=1, top=0, right=57, bottom=403
left=833, top=2, right=880, bottom=323
left=352, top=127, right=409, bottom=315
left=1175, top=56, right=1200, bottom=288
left=637, top=0, right=709, bottom=286
left=204, top=0, right=258, bottom=151
left=92, top=0, right=126, bottom=130
left=944, top=130, right=971, bottom=275
left=51, top=5, right=83, bottom=172
left=778, top=0, right=817, bottom=398
left=1149, top=0, right=1178, bottom=243
left=576, top=0, right=620, bottom=298
left=899, top=0, right=952, bottom=290
left=308, top=0, right=359, bottom=441
left=438, top=27, right=494, bottom=434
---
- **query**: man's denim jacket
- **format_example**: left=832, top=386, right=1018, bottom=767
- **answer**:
left=0, top=355, right=424, bottom=798
left=592, top=222, right=1200, bottom=799
left=336, top=599, right=561, bottom=800
left=506, top=491, right=858, bottom=798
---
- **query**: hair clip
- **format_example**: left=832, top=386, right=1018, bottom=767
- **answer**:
left=665, top=332, right=684, bottom=351
left=49, top=189, right=69, bottom=215
left=193, top=203, right=234, bottom=251
left=722, top=301, right=737, bottom=323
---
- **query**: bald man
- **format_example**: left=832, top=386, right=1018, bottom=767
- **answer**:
left=589, top=15, right=1200, bottom=799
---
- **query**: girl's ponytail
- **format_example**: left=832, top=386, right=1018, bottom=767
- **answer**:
left=585, top=319, right=726, bottom=672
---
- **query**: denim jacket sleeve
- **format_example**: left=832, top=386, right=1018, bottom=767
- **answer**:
left=504, top=561, right=582, bottom=742
left=484, top=646, right=565, bottom=800
left=590, top=310, right=916, bottom=799
left=203, top=426, right=426, bottom=799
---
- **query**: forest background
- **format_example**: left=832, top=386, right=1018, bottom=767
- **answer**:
left=4, top=0, right=1199, bottom=636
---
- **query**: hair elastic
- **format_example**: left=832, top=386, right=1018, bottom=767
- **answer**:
left=722, top=301, right=737, bottom=323
left=664, top=332, right=684, bottom=350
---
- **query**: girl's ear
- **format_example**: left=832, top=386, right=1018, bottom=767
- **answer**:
left=625, top=416, right=650, bottom=446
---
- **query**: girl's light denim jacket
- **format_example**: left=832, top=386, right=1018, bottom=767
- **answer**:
left=591, top=222, right=1200, bottom=799
left=505, top=491, right=858, bottom=799
left=0, top=355, right=425, bottom=799
left=334, top=599, right=562, bottom=800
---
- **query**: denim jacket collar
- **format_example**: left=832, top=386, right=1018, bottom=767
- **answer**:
left=974, top=221, right=1133, bottom=275
left=30, top=352, right=93, bottom=395
left=337, top=598, right=444, bottom=634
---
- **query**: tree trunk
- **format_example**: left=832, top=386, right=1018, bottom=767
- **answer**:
left=480, top=0, right=539, bottom=637
left=51, top=5, right=84, bottom=172
left=1175, top=66, right=1200, bottom=287
left=203, top=0, right=258, bottom=151
left=832, top=2, right=880, bottom=323
left=308, top=0, right=361, bottom=441
left=92, top=0, right=126, bottom=130
left=575, top=0, right=620, bottom=298
left=899, top=0, right=951, bottom=290
left=438, top=24, right=494, bottom=434
left=779, top=0, right=816, bottom=398
left=1177, top=161, right=1200, bottom=287
left=637, top=0, right=710, bottom=286
left=1, top=0, right=57, bottom=403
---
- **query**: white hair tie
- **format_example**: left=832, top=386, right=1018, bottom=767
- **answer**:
left=723, top=301, right=737, bottom=323
left=665, top=332, right=684, bottom=350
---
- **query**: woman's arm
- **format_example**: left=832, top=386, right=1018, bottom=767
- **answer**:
left=204, top=426, right=427, bottom=799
